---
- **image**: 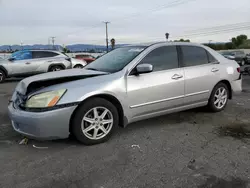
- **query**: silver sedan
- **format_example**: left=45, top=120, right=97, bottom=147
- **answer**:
left=8, top=42, right=242, bottom=145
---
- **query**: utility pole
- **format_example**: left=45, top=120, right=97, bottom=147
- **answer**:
left=103, top=21, right=110, bottom=52
left=51, top=37, right=56, bottom=49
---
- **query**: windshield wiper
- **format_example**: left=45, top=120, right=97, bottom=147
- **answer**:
left=85, top=67, right=111, bottom=74
left=85, top=68, right=99, bottom=71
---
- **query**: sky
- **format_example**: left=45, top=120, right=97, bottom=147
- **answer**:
left=0, top=0, right=250, bottom=45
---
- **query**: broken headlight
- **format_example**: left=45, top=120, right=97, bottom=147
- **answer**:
left=25, top=89, right=66, bottom=108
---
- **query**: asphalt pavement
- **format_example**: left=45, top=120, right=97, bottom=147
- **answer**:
left=0, top=76, right=250, bottom=188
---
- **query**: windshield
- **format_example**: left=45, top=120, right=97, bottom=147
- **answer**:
left=85, top=46, right=146, bottom=73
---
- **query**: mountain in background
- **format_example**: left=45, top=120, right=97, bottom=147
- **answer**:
left=0, top=44, right=127, bottom=52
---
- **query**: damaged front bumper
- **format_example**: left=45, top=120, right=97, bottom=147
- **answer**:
left=8, top=102, right=77, bottom=140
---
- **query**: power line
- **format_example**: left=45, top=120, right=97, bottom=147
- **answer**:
left=56, top=0, right=197, bottom=40
left=182, top=22, right=250, bottom=34
left=116, top=0, right=196, bottom=22
left=173, top=24, right=250, bottom=38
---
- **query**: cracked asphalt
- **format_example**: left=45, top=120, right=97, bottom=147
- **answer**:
left=0, top=76, right=250, bottom=188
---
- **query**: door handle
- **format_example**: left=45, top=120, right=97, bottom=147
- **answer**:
left=25, top=62, right=31, bottom=65
left=211, top=68, right=219, bottom=72
left=171, top=74, right=183, bottom=80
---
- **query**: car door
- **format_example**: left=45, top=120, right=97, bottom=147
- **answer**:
left=180, top=45, right=220, bottom=105
left=127, top=45, right=185, bottom=119
left=31, top=51, right=59, bottom=72
left=8, top=51, right=33, bottom=75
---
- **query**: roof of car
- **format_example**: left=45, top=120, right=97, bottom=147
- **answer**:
left=19, top=49, right=62, bottom=53
left=125, top=41, right=204, bottom=47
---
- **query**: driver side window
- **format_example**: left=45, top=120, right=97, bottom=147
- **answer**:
left=135, top=46, right=179, bottom=73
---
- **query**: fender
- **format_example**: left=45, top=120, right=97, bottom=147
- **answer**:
left=0, top=65, right=8, bottom=77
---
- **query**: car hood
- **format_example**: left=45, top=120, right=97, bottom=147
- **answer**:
left=15, top=68, right=108, bottom=95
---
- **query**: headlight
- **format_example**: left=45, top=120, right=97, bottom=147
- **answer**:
left=25, top=89, right=66, bottom=108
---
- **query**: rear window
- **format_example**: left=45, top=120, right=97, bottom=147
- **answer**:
left=32, top=51, right=59, bottom=59
left=181, top=46, right=208, bottom=67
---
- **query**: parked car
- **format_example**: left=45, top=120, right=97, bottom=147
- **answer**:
left=246, top=53, right=250, bottom=64
left=219, top=51, right=235, bottom=60
left=220, top=50, right=247, bottom=66
left=0, top=50, right=86, bottom=83
left=8, top=42, right=242, bottom=145
left=75, top=54, right=96, bottom=64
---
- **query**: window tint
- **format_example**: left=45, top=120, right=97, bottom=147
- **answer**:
left=32, top=51, right=59, bottom=59
left=11, top=51, right=32, bottom=61
left=207, top=52, right=216, bottom=63
left=181, top=46, right=208, bottom=67
left=139, top=46, right=178, bottom=72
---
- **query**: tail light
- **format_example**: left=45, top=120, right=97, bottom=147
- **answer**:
left=237, top=67, right=241, bottom=73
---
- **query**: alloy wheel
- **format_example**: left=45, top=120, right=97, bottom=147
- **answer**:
left=0, top=72, right=3, bottom=81
left=52, top=67, right=61, bottom=71
left=81, top=107, right=113, bottom=140
left=214, top=87, right=228, bottom=109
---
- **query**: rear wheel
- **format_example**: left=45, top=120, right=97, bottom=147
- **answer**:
left=0, top=69, right=6, bottom=83
left=240, top=60, right=245, bottom=66
left=208, top=83, right=229, bottom=112
left=72, top=98, right=119, bottom=145
left=74, top=64, right=84, bottom=69
left=49, top=65, right=63, bottom=72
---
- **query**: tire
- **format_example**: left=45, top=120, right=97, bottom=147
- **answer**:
left=72, top=97, right=119, bottom=145
left=247, top=68, right=250, bottom=76
left=73, top=64, right=84, bottom=69
left=0, top=69, right=6, bottom=83
left=240, top=60, right=245, bottom=66
left=49, top=65, right=63, bottom=72
left=207, top=82, right=229, bottom=112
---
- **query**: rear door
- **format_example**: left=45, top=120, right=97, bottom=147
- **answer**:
left=31, top=51, right=60, bottom=72
left=127, top=45, right=185, bottom=119
left=180, top=45, right=220, bottom=105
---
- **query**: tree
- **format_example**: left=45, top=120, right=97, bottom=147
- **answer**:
left=174, top=39, right=190, bottom=42
left=89, top=49, right=96, bottom=53
left=225, top=42, right=234, bottom=49
left=62, top=46, right=70, bottom=53
left=110, top=38, right=115, bottom=50
left=231, top=34, right=248, bottom=48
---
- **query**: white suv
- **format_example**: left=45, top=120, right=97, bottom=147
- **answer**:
left=0, top=50, right=86, bottom=83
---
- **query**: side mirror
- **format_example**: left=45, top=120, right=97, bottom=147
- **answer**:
left=8, top=57, right=15, bottom=61
left=136, top=64, right=153, bottom=74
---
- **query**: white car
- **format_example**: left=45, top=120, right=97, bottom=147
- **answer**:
left=0, top=50, right=87, bottom=83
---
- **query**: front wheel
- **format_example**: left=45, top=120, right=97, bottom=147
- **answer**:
left=49, top=65, right=63, bottom=72
left=72, top=98, right=119, bottom=145
left=207, top=83, right=229, bottom=112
